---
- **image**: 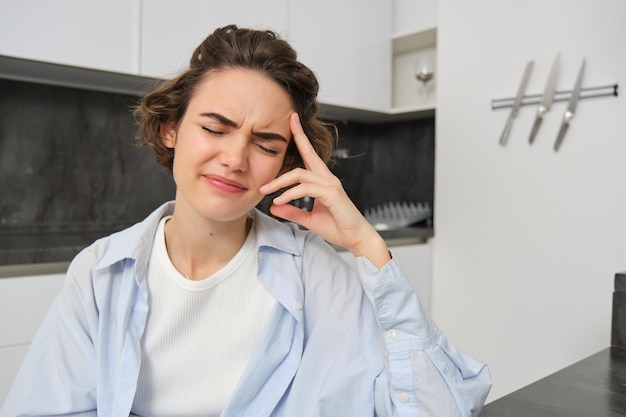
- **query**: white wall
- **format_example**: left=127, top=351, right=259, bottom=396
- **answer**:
left=434, top=0, right=626, bottom=402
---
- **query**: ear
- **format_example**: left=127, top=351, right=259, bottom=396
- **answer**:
left=160, top=121, right=177, bottom=149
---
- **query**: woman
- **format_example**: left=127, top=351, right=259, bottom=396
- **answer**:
left=0, top=25, right=491, bottom=417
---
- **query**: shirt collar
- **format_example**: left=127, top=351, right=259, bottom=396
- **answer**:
left=93, top=201, right=302, bottom=274
left=250, top=208, right=301, bottom=257
left=95, top=201, right=174, bottom=278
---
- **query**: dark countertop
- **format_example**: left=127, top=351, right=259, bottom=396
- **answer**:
left=0, top=227, right=122, bottom=266
left=480, top=347, right=626, bottom=417
left=332, top=226, right=433, bottom=252
left=378, top=225, right=434, bottom=244
left=0, top=226, right=433, bottom=277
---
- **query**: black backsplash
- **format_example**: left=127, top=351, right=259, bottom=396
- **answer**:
left=330, top=118, right=435, bottom=213
left=0, top=79, right=176, bottom=265
left=0, top=78, right=434, bottom=265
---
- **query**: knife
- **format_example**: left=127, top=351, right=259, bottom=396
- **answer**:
left=529, top=54, right=560, bottom=144
left=499, top=60, right=534, bottom=146
left=554, top=59, right=586, bottom=151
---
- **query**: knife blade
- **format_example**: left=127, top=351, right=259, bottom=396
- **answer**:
left=529, top=54, right=560, bottom=144
left=554, top=59, right=586, bottom=151
left=499, top=60, right=534, bottom=146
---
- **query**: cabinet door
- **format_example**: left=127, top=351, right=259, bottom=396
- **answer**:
left=289, top=0, right=391, bottom=112
left=0, top=274, right=65, bottom=403
left=141, top=0, right=289, bottom=79
left=392, top=0, right=438, bottom=35
left=337, top=242, right=432, bottom=312
left=0, top=0, right=140, bottom=74
left=0, top=344, right=29, bottom=405
left=391, top=242, right=432, bottom=312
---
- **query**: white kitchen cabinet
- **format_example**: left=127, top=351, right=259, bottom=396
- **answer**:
left=289, top=0, right=392, bottom=113
left=140, top=0, right=289, bottom=79
left=0, top=273, right=65, bottom=404
left=392, top=242, right=432, bottom=311
left=391, top=0, right=438, bottom=113
left=338, top=242, right=432, bottom=312
left=0, top=1, right=438, bottom=122
left=392, top=0, right=438, bottom=36
left=0, top=0, right=141, bottom=74
left=0, top=344, right=29, bottom=405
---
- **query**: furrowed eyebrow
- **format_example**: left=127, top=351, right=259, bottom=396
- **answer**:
left=253, top=132, right=289, bottom=143
left=201, top=112, right=237, bottom=128
left=200, top=112, right=289, bottom=143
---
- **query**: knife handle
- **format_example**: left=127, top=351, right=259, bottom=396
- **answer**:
left=554, top=122, right=569, bottom=151
left=529, top=116, right=543, bottom=144
left=499, top=117, right=514, bottom=146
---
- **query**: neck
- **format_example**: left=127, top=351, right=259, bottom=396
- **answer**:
left=164, top=213, right=252, bottom=281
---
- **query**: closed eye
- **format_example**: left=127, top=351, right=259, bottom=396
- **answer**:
left=202, top=126, right=224, bottom=136
left=255, top=141, right=280, bottom=155
left=253, top=133, right=288, bottom=156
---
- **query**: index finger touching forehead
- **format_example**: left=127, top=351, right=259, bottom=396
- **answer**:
left=289, top=113, right=329, bottom=171
left=290, top=113, right=314, bottom=151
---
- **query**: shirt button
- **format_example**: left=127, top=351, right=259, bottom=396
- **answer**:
left=398, top=392, right=409, bottom=403
left=258, top=252, right=264, bottom=261
left=294, top=301, right=303, bottom=311
left=387, top=329, right=397, bottom=340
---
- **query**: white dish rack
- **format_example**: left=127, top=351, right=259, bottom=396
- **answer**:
left=364, top=201, right=432, bottom=231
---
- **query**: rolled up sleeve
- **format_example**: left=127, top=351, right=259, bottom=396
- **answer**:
left=357, top=256, right=492, bottom=417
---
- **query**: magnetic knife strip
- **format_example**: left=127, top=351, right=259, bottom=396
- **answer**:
left=492, top=55, right=618, bottom=151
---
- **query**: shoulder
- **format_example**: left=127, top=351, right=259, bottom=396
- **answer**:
left=67, top=201, right=174, bottom=284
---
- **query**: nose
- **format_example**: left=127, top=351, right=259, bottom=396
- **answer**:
left=218, top=136, right=248, bottom=171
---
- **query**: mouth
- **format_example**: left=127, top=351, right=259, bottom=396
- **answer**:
left=204, top=174, right=248, bottom=194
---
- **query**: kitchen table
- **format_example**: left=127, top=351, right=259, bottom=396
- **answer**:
left=479, top=347, right=626, bottom=417
left=481, top=271, right=626, bottom=416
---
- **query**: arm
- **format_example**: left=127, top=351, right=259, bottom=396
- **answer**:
left=260, top=113, right=390, bottom=269
left=360, top=256, right=491, bottom=417
left=0, top=250, right=98, bottom=417
left=260, top=113, right=491, bottom=416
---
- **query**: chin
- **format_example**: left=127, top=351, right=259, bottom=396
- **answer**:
left=204, top=204, right=255, bottom=223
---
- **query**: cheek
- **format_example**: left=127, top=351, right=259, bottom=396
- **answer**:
left=269, top=161, right=286, bottom=181
left=274, top=153, right=290, bottom=177
left=170, top=140, right=207, bottom=180
left=255, top=156, right=287, bottom=183
left=179, top=137, right=218, bottom=162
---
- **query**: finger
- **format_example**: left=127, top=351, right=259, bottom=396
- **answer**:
left=265, top=173, right=339, bottom=206
left=269, top=202, right=310, bottom=224
left=259, top=168, right=304, bottom=195
left=290, top=113, right=329, bottom=172
left=260, top=166, right=327, bottom=196
left=271, top=182, right=313, bottom=206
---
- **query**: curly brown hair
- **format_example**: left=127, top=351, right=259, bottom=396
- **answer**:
left=134, top=24, right=336, bottom=172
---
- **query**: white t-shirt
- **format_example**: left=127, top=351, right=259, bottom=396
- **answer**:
left=131, top=216, right=276, bottom=417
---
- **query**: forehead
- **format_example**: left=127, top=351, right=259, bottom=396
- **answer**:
left=193, top=68, right=290, bottom=104
left=186, top=68, right=294, bottom=128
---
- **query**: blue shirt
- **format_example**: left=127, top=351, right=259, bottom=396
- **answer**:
left=0, top=202, right=491, bottom=417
